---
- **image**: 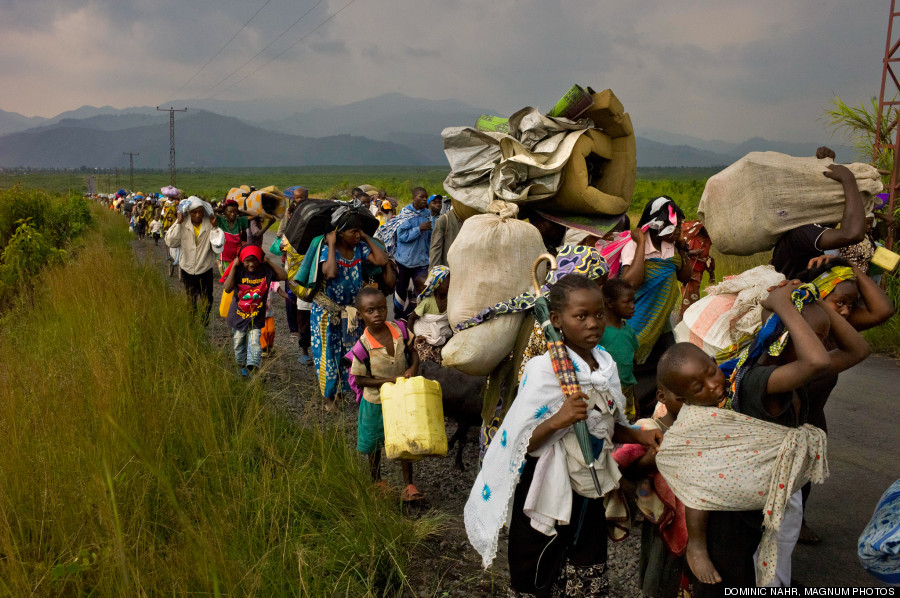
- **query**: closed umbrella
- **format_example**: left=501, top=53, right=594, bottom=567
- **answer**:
left=530, top=253, right=604, bottom=497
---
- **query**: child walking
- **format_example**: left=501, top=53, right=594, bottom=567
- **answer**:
left=348, top=287, right=426, bottom=503
left=149, top=217, right=162, bottom=246
left=260, top=281, right=291, bottom=358
left=223, top=246, right=288, bottom=376
left=600, top=278, right=640, bottom=422
left=465, top=274, right=661, bottom=597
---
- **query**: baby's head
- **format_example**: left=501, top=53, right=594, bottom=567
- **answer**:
left=356, top=286, right=387, bottom=328
left=657, top=343, right=726, bottom=410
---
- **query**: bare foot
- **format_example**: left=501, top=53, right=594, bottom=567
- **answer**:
left=687, top=541, right=723, bottom=585
left=324, top=397, right=338, bottom=413
left=798, top=520, right=821, bottom=544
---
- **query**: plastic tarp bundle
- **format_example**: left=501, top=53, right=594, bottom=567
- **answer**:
left=674, top=265, right=786, bottom=357
left=442, top=89, right=636, bottom=219
left=698, top=152, right=883, bottom=256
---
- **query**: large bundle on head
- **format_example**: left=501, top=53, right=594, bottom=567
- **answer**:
left=226, top=186, right=251, bottom=203
left=241, top=186, right=286, bottom=220
left=698, top=152, right=883, bottom=256
left=283, top=199, right=343, bottom=255
left=442, top=202, right=546, bottom=375
left=674, top=265, right=786, bottom=357
left=442, top=86, right=635, bottom=223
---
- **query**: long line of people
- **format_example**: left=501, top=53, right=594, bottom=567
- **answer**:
left=98, top=160, right=898, bottom=594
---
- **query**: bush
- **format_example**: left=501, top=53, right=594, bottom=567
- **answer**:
left=0, top=186, right=91, bottom=309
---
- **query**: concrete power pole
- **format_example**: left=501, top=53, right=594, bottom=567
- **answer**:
left=156, top=106, right=187, bottom=186
left=123, top=152, right=139, bottom=190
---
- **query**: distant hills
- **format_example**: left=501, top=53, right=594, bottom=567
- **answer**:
left=0, top=94, right=858, bottom=168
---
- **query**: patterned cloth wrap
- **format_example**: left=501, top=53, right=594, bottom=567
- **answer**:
left=416, top=265, right=450, bottom=302
left=455, top=245, right=609, bottom=331
left=655, top=404, right=829, bottom=587
left=624, top=255, right=683, bottom=364
left=718, top=283, right=820, bottom=411
left=858, top=478, right=900, bottom=585
left=811, top=265, right=856, bottom=298
left=374, top=203, right=419, bottom=256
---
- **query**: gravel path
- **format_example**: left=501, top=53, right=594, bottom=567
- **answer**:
left=132, top=236, right=643, bottom=597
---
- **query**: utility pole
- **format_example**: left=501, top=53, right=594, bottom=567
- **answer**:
left=874, top=0, right=900, bottom=250
left=123, top=152, right=139, bottom=190
left=156, top=106, right=187, bottom=186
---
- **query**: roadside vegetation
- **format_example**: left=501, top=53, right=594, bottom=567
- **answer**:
left=0, top=206, right=437, bottom=596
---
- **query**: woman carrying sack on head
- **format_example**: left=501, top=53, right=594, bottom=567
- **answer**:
left=308, top=204, right=393, bottom=411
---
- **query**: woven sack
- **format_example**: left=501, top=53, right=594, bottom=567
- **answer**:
left=443, top=202, right=545, bottom=375
left=698, top=152, right=883, bottom=255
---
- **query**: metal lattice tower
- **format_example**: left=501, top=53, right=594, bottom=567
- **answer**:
left=874, top=0, right=900, bottom=250
left=156, top=107, right=188, bottom=186
left=123, top=152, right=139, bottom=190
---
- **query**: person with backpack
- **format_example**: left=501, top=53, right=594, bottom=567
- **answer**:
left=348, top=287, right=425, bottom=503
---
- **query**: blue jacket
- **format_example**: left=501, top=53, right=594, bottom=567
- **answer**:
left=395, top=206, right=433, bottom=268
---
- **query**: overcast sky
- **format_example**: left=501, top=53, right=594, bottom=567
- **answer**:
left=0, top=0, right=889, bottom=142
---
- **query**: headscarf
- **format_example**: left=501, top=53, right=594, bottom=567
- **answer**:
left=179, top=195, right=214, bottom=216
left=639, top=196, right=684, bottom=238
left=331, top=202, right=371, bottom=232
left=239, top=245, right=264, bottom=263
left=222, top=199, right=239, bottom=209
left=416, top=266, right=450, bottom=303
left=284, top=185, right=308, bottom=198
left=811, top=266, right=856, bottom=299
left=455, top=245, right=609, bottom=330
left=719, top=284, right=820, bottom=412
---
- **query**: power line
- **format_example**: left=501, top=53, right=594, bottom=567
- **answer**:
left=193, top=0, right=327, bottom=100
left=206, top=0, right=359, bottom=99
left=164, top=0, right=276, bottom=103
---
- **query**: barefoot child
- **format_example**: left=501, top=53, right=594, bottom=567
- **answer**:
left=223, top=246, right=288, bottom=375
left=465, top=274, right=661, bottom=596
left=656, top=282, right=870, bottom=591
left=349, top=287, right=425, bottom=503
left=600, top=278, right=640, bottom=421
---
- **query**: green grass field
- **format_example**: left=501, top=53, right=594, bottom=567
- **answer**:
left=0, top=205, right=437, bottom=595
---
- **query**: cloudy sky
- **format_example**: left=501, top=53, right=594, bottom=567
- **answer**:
left=0, top=0, right=889, bottom=142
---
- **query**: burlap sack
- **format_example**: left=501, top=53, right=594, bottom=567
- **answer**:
left=698, top=152, right=883, bottom=256
left=443, top=201, right=546, bottom=375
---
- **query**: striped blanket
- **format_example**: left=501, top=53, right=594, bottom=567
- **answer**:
left=626, top=255, right=682, bottom=364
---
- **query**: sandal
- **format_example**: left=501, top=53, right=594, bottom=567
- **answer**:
left=373, top=480, right=392, bottom=497
left=400, top=484, right=426, bottom=502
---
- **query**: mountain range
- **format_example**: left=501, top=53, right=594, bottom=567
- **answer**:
left=0, top=95, right=858, bottom=169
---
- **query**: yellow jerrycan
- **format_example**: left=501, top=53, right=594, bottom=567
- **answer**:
left=380, top=376, right=447, bottom=460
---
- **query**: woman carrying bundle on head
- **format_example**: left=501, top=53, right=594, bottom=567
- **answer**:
left=619, top=196, right=693, bottom=416
left=306, top=204, right=393, bottom=412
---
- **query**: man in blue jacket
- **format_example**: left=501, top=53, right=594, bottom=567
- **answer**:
left=394, top=187, right=433, bottom=319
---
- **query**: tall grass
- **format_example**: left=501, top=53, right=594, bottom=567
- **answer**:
left=0, top=207, right=436, bottom=596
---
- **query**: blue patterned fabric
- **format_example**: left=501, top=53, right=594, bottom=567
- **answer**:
left=859, top=479, right=900, bottom=585
left=311, top=242, right=370, bottom=399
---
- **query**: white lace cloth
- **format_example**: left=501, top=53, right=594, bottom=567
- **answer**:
left=464, top=347, right=628, bottom=568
